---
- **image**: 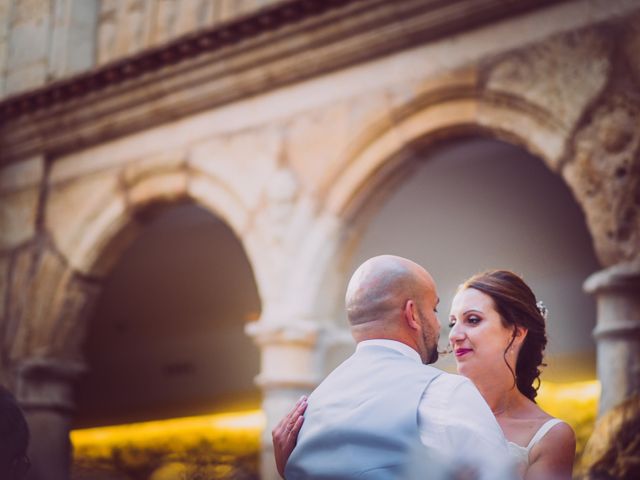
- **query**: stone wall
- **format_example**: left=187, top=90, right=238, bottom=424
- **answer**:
left=0, top=0, right=98, bottom=99
left=97, top=0, right=284, bottom=65
left=0, top=0, right=284, bottom=99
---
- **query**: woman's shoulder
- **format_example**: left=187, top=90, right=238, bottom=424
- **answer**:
left=529, top=417, right=576, bottom=465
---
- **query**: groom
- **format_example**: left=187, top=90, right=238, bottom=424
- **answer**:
left=281, top=255, right=510, bottom=479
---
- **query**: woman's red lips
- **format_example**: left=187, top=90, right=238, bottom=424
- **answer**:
left=455, top=348, right=472, bottom=357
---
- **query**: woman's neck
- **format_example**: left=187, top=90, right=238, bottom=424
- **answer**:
left=472, top=372, right=523, bottom=417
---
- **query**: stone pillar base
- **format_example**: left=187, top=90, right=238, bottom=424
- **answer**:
left=585, top=259, right=640, bottom=417
left=246, top=319, right=322, bottom=480
left=16, top=358, right=86, bottom=480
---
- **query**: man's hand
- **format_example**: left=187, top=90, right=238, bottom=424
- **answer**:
left=272, top=395, right=308, bottom=478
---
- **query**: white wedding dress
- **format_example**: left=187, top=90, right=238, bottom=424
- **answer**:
left=507, top=418, right=565, bottom=478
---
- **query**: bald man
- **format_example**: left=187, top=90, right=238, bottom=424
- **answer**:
left=281, top=255, right=510, bottom=479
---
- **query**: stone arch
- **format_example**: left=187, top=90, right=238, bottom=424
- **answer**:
left=24, top=165, right=271, bottom=365
left=326, top=89, right=569, bottom=221
left=14, top=164, right=270, bottom=480
left=69, top=168, right=266, bottom=291
left=309, top=88, right=586, bottom=326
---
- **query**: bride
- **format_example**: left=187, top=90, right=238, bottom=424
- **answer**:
left=448, top=270, right=575, bottom=479
left=273, top=269, right=575, bottom=479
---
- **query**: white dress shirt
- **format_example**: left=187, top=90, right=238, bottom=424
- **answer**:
left=356, top=339, right=512, bottom=476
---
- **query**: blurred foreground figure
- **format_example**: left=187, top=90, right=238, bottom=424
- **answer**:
left=580, top=395, right=640, bottom=480
left=276, top=255, right=514, bottom=480
left=0, top=386, right=30, bottom=480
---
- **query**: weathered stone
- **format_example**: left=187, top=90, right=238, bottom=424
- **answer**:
left=187, top=171, right=249, bottom=235
left=6, top=246, right=97, bottom=361
left=485, top=28, right=612, bottom=134
left=126, top=171, right=188, bottom=207
left=148, top=0, right=177, bottom=45
left=16, top=249, right=66, bottom=357
left=47, top=272, right=101, bottom=359
left=189, top=128, right=280, bottom=211
left=477, top=95, right=566, bottom=169
left=5, top=246, right=40, bottom=361
left=96, top=6, right=116, bottom=65
left=0, top=156, right=45, bottom=194
left=113, top=0, right=146, bottom=59
left=0, top=254, right=10, bottom=347
left=563, top=93, right=640, bottom=266
left=49, top=0, right=98, bottom=78
left=46, top=170, right=126, bottom=276
left=623, top=13, right=640, bottom=87
left=286, top=96, right=389, bottom=197
left=173, top=0, right=202, bottom=36
left=17, top=357, right=87, bottom=480
left=94, top=0, right=286, bottom=67
left=585, top=259, right=640, bottom=416
left=0, top=0, right=11, bottom=37
left=0, top=187, right=40, bottom=251
left=8, top=0, right=51, bottom=67
left=0, top=42, right=6, bottom=96
left=11, top=0, right=50, bottom=25
left=254, top=167, right=299, bottom=248
left=4, top=60, right=48, bottom=95
left=122, top=149, right=186, bottom=186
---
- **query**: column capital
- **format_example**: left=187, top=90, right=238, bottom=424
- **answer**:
left=584, top=258, right=640, bottom=295
left=246, top=319, right=326, bottom=390
left=245, top=319, right=320, bottom=347
left=16, top=357, right=86, bottom=413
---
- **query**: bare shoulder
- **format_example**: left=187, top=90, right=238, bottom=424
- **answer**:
left=528, top=420, right=576, bottom=479
left=543, top=421, right=575, bottom=448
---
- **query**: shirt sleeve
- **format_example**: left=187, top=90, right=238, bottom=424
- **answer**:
left=418, top=373, right=509, bottom=466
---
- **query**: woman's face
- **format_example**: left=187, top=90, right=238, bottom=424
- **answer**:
left=448, top=287, right=516, bottom=380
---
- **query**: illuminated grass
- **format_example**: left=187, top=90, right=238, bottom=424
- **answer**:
left=71, top=410, right=264, bottom=479
left=537, top=380, right=599, bottom=460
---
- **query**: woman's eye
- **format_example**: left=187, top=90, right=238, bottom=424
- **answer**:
left=468, top=315, right=481, bottom=324
left=448, top=320, right=456, bottom=328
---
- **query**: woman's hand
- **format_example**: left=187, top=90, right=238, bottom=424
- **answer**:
left=272, top=395, right=308, bottom=478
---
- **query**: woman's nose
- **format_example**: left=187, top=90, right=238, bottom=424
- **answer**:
left=449, top=322, right=464, bottom=343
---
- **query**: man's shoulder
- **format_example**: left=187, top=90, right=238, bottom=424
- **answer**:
left=427, top=370, right=480, bottom=397
left=431, top=370, right=472, bottom=386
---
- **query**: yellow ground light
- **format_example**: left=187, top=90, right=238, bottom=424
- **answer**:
left=71, top=381, right=599, bottom=478
left=537, top=380, right=600, bottom=460
left=71, top=410, right=265, bottom=479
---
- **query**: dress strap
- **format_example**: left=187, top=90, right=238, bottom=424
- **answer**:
left=526, top=418, right=564, bottom=451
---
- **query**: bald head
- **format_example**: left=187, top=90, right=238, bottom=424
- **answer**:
left=346, top=255, right=436, bottom=326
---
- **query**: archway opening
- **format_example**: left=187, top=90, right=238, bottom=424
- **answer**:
left=72, top=202, right=262, bottom=478
left=346, top=136, right=600, bottom=454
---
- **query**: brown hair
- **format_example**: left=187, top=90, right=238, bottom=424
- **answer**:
left=461, top=270, right=547, bottom=402
left=581, top=395, right=640, bottom=480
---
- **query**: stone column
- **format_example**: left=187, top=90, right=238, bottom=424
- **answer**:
left=246, top=319, right=321, bottom=480
left=16, top=358, right=86, bottom=480
left=584, top=259, right=640, bottom=417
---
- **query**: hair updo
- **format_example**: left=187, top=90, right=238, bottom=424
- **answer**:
left=461, top=270, right=547, bottom=402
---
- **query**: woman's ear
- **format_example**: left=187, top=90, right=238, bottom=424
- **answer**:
left=514, top=325, right=528, bottom=346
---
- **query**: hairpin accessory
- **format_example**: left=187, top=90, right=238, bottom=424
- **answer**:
left=536, top=300, right=548, bottom=320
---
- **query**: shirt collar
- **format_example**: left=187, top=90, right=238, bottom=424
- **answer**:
left=356, top=339, right=422, bottom=363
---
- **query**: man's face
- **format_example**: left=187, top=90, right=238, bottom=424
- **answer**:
left=417, top=305, right=440, bottom=364
left=416, top=273, right=441, bottom=364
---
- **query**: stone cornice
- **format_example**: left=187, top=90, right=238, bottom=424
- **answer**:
left=0, top=0, right=563, bottom=165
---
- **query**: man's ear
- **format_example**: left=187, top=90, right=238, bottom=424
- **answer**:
left=404, top=300, right=420, bottom=331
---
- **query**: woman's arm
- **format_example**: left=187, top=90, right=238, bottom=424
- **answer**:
left=272, top=396, right=307, bottom=478
left=526, top=422, right=576, bottom=480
